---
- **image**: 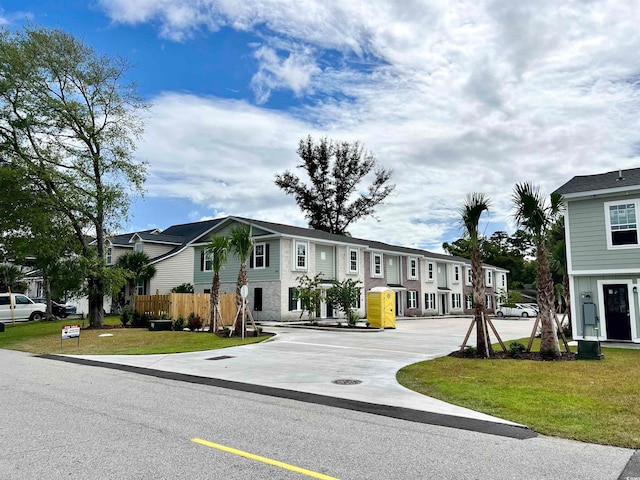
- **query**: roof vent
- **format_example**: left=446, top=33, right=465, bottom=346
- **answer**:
left=617, top=169, right=625, bottom=181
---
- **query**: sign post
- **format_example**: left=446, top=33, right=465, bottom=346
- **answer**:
left=61, top=324, right=81, bottom=349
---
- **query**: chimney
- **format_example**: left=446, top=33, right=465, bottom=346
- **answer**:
left=617, top=169, right=625, bottom=181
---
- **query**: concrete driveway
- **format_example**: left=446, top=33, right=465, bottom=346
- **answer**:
left=65, top=316, right=535, bottom=425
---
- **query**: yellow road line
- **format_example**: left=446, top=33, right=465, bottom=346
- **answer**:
left=191, top=438, right=340, bottom=480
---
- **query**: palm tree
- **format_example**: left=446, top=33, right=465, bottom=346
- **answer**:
left=513, top=182, right=563, bottom=357
left=460, top=193, right=492, bottom=357
left=0, top=263, right=27, bottom=293
left=206, top=235, right=231, bottom=333
left=229, top=224, right=254, bottom=336
left=548, top=217, right=571, bottom=334
left=116, top=251, right=157, bottom=307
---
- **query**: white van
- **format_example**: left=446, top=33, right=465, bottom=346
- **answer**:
left=0, top=293, right=47, bottom=322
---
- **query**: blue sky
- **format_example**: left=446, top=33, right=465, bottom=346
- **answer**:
left=3, top=1, right=640, bottom=252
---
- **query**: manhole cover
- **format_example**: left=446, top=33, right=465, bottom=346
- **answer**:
left=332, top=379, right=362, bottom=385
left=205, top=355, right=234, bottom=361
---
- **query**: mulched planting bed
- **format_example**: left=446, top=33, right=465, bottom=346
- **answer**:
left=449, top=350, right=576, bottom=361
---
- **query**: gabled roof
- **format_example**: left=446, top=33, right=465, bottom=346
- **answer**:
left=554, top=167, right=640, bottom=198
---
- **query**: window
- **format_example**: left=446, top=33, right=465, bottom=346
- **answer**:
left=372, top=253, right=383, bottom=277
left=15, top=295, right=30, bottom=305
left=454, top=265, right=460, bottom=283
left=407, top=290, right=418, bottom=309
left=427, top=263, right=434, bottom=281
left=465, top=293, right=473, bottom=310
left=136, top=279, right=144, bottom=296
left=486, top=270, right=493, bottom=287
left=466, top=267, right=472, bottom=286
left=451, top=293, right=461, bottom=309
left=408, top=258, right=418, bottom=279
left=501, top=273, right=506, bottom=288
left=201, top=251, right=213, bottom=271
left=294, top=241, right=307, bottom=270
left=288, top=288, right=301, bottom=311
left=349, top=249, right=358, bottom=273
left=134, top=242, right=143, bottom=252
left=606, top=201, right=640, bottom=248
left=424, top=292, right=436, bottom=310
left=254, top=243, right=266, bottom=269
left=254, top=288, right=263, bottom=311
left=486, top=294, right=493, bottom=309
left=106, top=247, right=112, bottom=265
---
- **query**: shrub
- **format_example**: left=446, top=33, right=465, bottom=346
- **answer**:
left=186, top=312, right=203, bottom=331
left=173, top=316, right=186, bottom=331
left=508, top=342, right=526, bottom=358
left=120, top=307, right=131, bottom=326
left=170, top=283, right=194, bottom=293
left=130, top=310, right=149, bottom=328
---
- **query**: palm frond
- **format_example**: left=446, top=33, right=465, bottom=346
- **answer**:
left=459, top=192, right=490, bottom=244
left=230, top=224, right=254, bottom=263
left=206, top=235, right=231, bottom=274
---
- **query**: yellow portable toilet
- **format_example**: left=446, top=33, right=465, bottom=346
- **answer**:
left=367, top=287, right=396, bottom=328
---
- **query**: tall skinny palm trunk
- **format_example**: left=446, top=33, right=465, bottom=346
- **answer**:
left=234, top=263, right=248, bottom=337
left=537, top=242, right=560, bottom=356
left=472, top=247, right=492, bottom=356
left=210, top=273, right=220, bottom=333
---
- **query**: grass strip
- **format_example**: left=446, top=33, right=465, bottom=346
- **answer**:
left=397, top=339, right=640, bottom=448
left=0, top=317, right=266, bottom=355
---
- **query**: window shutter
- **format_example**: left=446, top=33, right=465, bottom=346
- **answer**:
left=288, top=288, right=296, bottom=311
left=416, top=292, right=420, bottom=309
left=406, top=293, right=410, bottom=308
left=265, top=243, right=270, bottom=267
left=250, top=247, right=254, bottom=268
left=254, top=288, right=263, bottom=311
left=200, top=251, right=205, bottom=271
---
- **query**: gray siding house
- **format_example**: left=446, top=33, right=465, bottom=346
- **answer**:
left=556, top=168, right=640, bottom=343
left=107, top=216, right=507, bottom=322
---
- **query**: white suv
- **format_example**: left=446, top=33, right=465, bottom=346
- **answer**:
left=0, top=294, right=47, bottom=322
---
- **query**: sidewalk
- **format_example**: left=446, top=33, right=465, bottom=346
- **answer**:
left=64, top=317, right=535, bottom=429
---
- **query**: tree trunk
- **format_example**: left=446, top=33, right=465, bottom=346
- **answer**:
left=210, top=273, right=220, bottom=333
left=88, top=275, right=104, bottom=328
left=43, top=274, right=54, bottom=320
left=537, top=242, right=560, bottom=356
left=562, top=272, right=571, bottom=335
left=472, top=247, right=492, bottom=356
left=234, top=263, right=248, bottom=337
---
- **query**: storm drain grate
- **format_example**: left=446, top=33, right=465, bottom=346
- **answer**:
left=332, top=379, right=362, bottom=385
left=205, top=355, right=235, bottom=361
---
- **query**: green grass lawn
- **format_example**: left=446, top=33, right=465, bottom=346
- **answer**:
left=397, top=339, right=640, bottom=448
left=0, top=317, right=267, bottom=355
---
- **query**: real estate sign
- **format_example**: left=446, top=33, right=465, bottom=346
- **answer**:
left=61, top=324, right=81, bottom=348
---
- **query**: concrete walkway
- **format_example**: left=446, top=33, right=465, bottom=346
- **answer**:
left=65, top=316, right=535, bottom=426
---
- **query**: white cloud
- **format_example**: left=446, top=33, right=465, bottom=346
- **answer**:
left=251, top=45, right=320, bottom=103
left=101, top=0, right=640, bottom=251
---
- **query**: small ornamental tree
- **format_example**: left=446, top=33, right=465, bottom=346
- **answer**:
left=295, top=274, right=322, bottom=321
left=327, top=278, right=362, bottom=326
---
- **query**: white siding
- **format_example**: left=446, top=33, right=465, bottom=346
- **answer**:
left=149, top=248, right=194, bottom=294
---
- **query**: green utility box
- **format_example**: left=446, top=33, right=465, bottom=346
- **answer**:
left=148, top=319, right=173, bottom=331
left=576, top=340, right=604, bottom=360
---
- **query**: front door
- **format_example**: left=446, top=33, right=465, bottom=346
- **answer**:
left=439, top=293, right=448, bottom=315
left=395, top=291, right=403, bottom=317
left=603, top=284, right=632, bottom=340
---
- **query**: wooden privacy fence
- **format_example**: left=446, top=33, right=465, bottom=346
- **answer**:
left=134, top=293, right=237, bottom=327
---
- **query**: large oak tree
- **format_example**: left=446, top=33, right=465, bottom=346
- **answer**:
left=0, top=26, right=147, bottom=327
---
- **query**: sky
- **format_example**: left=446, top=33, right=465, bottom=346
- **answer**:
left=2, top=0, right=640, bottom=252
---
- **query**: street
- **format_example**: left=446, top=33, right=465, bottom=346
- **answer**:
left=0, top=349, right=632, bottom=480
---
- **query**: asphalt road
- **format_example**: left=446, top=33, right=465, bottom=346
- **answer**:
left=0, top=349, right=633, bottom=480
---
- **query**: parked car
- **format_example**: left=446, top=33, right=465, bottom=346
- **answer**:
left=31, top=298, right=77, bottom=318
left=496, top=303, right=538, bottom=318
left=0, top=293, right=47, bottom=322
